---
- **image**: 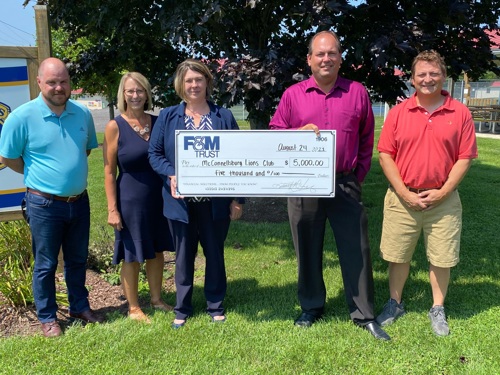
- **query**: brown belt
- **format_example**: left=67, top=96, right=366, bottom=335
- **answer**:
left=27, top=188, right=87, bottom=203
left=407, top=186, right=440, bottom=194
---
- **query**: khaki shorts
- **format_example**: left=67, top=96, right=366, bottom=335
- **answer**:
left=380, top=188, right=462, bottom=267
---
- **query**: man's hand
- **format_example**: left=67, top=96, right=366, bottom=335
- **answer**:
left=229, top=200, right=243, bottom=221
left=298, top=123, right=320, bottom=137
left=418, top=189, right=447, bottom=211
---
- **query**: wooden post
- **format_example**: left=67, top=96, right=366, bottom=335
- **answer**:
left=464, top=72, right=471, bottom=106
left=34, top=5, right=51, bottom=61
left=34, top=5, right=66, bottom=272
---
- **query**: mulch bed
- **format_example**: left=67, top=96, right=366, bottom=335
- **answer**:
left=0, top=197, right=288, bottom=337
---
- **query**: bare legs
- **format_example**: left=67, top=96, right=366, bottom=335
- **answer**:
left=429, top=264, right=450, bottom=306
left=147, top=252, right=173, bottom=311
left=387, top=262, right=450, bottom=306
left=121, top=252, right=172, bottom=322
left=121, top=261, right=149, bottom=321
left=388, top=262, right=410, bottom=304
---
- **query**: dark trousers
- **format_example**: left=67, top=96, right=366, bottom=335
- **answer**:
left=168, top=201, right=231, bottom=320
left=288, top=174, right=375, bottom=325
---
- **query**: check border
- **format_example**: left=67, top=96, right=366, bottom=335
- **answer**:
left=175, top=130, right=336, bottom=197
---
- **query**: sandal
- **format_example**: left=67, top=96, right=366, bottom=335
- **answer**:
left=172, top=319, right=186, bottom=329
left=128, top=307, right=151, bottom=323
left=151, top=300, right=174, bottom=312
left=211, top=315, right=226, bottom=323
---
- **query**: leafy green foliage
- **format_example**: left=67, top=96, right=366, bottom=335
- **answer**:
left=87, top=224, right=119, bottom=277
left=38, top=1, right=500, bottom=127
left=0, top=221, right=33, bottom=306
left=44, top=0, right=187, bottom=115
left=0, top=221, right=69, bottom=308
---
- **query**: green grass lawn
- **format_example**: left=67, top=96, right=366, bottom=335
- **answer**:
left=1, top=119, right=499, bottom=374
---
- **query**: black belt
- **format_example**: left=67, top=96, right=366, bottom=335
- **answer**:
left=336, top=171, right=352, bottom=178
left=27, top=188, right=87, bottom=203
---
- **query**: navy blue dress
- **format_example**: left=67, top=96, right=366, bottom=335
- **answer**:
left=112, top=114, right=173, bottom=264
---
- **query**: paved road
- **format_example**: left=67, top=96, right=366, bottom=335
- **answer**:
left=90, top=108, right=160, bottom=133
left=90, top=108, right=114, bottom=133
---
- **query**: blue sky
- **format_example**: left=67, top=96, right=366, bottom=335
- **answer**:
left=1, top=1, right=363, bottom=48
left=0, top=2, right=36, bottom=46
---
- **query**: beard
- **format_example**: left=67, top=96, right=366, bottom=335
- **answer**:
left=44, top=91, right=70, bottom=108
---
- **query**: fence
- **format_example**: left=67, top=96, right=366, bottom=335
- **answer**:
left=228, top=102, right=385, bottom=121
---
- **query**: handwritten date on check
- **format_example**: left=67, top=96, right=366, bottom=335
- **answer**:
left=175, top=130, right=336, bottom=197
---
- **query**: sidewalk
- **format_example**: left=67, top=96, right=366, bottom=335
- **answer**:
left=476, top=132, right=500, bottom=139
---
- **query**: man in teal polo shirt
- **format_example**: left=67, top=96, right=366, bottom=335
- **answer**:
left=0, top=57, right=101, bottom=337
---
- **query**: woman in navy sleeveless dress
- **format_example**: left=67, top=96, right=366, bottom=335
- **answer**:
left=103, top=72, right=173, bottom=322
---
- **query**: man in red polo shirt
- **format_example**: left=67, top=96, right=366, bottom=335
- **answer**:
left=376, top=50, right=478, bottom=336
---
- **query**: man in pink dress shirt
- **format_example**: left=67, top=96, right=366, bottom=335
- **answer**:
left=270, top=30, right=389, bottom=341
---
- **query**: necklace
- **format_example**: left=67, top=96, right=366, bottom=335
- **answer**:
left=133, top=125, right=150, bottom=135
left=124, top=113, right=150, bottom=137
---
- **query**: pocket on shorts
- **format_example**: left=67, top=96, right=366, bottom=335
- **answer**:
left=384, top=188, right=398, bottom=209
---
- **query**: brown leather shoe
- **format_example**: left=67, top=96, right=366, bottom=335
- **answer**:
left=41, top=321, right=62, bottom=337
left=69, top=309, right=104, bottom=323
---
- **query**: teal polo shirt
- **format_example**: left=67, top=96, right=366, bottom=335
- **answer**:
left=0, top=94, right=98, bottom=196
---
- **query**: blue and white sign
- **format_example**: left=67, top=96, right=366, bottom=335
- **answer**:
left=0, top=58, right=30, bottom=213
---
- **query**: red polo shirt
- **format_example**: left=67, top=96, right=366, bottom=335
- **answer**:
left=378, top=91, right=478, bottom=188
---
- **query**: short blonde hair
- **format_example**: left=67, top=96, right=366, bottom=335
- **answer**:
left=411, top=50, right=447, bottom=78
left=116, top=72, right=153, bottom=113
left=173, top=59, right=213, bottom=102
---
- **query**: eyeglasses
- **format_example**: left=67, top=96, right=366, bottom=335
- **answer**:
left=124, top=89, right=146, bottom=96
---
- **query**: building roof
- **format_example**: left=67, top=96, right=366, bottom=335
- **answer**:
left=484, top=29, right=500, bottom=52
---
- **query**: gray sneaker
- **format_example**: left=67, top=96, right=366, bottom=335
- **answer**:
left=428, top=305, right=450, bottom=336
left=376, top=298, right=406, bottom=326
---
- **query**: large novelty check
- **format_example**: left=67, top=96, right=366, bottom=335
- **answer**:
left=175, top=130, right=336, bottom=197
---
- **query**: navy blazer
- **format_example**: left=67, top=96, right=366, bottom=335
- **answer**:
left=148, top=101, right=244, bottom=223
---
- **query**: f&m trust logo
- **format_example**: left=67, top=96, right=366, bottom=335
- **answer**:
left=0, top=101, right=12, bottom=171
left=184, top=135, right=220, bottom=158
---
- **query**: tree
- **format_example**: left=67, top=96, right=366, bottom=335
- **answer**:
left=29, top=0, right=500, bottom=126
left=51, top=28, right=121, bottom=119
left=182, top=0, right=500, bottom=127
left=331, top=0, right=500, bottom=101
left=28, top=0, right=187, bottom=119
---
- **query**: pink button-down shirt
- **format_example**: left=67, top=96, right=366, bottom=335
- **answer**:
left=269, top=76, right=374, bottom=183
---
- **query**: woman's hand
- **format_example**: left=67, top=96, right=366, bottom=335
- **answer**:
left=230, top=200, right=243, bottom=221
left=169, top=176, right=184, bottom=199
left=107, top=209, right=123, bottom=231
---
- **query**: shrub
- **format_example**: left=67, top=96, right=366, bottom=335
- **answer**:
left=0, top=220, right=33, bottom=306
left=0, top=220, right=69, bottom=307
left=88, top=224, right=118, bottom=274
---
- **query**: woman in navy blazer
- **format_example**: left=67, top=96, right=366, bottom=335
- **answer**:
left=149, top=59, right=244, bottom=328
